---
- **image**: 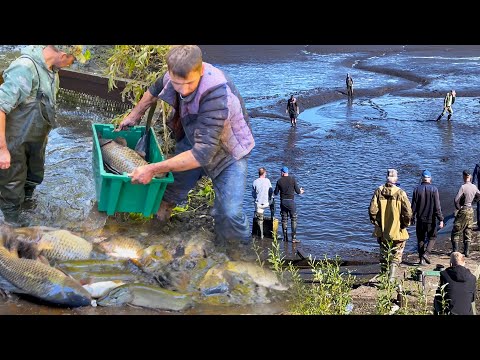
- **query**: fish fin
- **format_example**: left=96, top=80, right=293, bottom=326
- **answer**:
left=99, top=138, right=114, bottom=147
left=37, top=242, right=53, bottom=251
left=92, top=236, right=108, bottom=244
left=79, top=277, right=94, bottom=286
left=3, top=232, right=18, bottom=252
left=8, top=246, right=19, bottom=258
left=37, top=255, right=50, bottom=266
left=55, top=266, right=77, bottom=280
left=17, top=241, right=41, bottom=260
left=135, top=150, right=146, bottom=159
left=103, top=161, right=121, bottom=175
left=113, top=137, right=128, bottom=147
left=129, top=258, right=143, bottom=268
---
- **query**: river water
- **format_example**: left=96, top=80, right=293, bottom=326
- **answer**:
left=1, top=45, right=479, bottom=266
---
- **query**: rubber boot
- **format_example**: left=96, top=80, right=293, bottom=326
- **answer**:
left=281, top=217, right=288, bottom=242
left=451, top=241, right=459, bottom=254
left=291, top=217, right=299, bottom=243
left=257, top=215, right=264, bottom=239
left=464, top=242, right=470, bottom=257
left=24, top=184, right=36, bottom=201
left=447, top=114, right=452, bottom=121
left=436, top=113, right=443, bottom=121
left=389, top=263, right=398, bottom=282
left=423, top=239, right=435, bottom=264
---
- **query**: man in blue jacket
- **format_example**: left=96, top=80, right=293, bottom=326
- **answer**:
left=118, top=45, right=256, bottom=261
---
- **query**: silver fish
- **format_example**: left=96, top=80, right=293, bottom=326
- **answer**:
left=97, top=283, right=193, bottom=311
left=14, top=227, right=92, bottom=261
left=0, top=244, right=92, bottom=307
left=97, top=236, right=144, bottom=259
left=100, top=137, right=148, bottom=175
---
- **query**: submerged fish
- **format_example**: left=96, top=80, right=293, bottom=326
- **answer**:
left=0, top=243, right=92, bottom=307
left=39, top=230, right=93, bottom=261
left=224, top=261, right=288, bottom=291
left=97, top=283, right=192, bottom=311
left=96, top=236, right=144, bottom=259
left=83, top=280, right=125, bottom=298
left=100, top=137, right=148, bottom=175
left=200, top=261, right=288, bottom=292
left=13, top=227, right=92, bottom=261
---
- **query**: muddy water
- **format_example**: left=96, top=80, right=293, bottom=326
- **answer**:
left=1, top=45, right=479, bottom=313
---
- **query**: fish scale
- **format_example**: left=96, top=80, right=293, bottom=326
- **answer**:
left=0, top=246, right=91, bottom=306
left=97, top=236, right=144, bottom=259
left=40, top=230, right=93, bottom=261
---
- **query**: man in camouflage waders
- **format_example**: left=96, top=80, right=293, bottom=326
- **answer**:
left=451, top=170, right=480, bottom=257
left=0, top=45, right=88, bottom=217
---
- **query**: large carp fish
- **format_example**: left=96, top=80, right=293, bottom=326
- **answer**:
left=12, top=226, right=93, bottom=261
left=99, top=137, right=148, bottom=175
left=97, top=283, right=192, bottom=311
left=0, top=237, right=92, bottom=307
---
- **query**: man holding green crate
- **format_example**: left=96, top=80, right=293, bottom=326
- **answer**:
left=118, top=45, right=256, bottom=261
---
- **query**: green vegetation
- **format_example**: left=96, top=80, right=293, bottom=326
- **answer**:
left=434, top=283, right=449, bottom=315
left=106, top=45, right=175, bottom=155
left=262, top=232, right=353, bottom=315
left=171, top=177, right=215, bottom=217
left=287, top=255, right=354, bottom=315
left=375, top=240, right=398, bottom=314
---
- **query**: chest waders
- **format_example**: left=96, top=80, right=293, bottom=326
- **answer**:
left=0, top=56, right=55, bottom=210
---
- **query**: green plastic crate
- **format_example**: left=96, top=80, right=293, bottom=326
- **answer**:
left=92, top=123, right=174, bottom=216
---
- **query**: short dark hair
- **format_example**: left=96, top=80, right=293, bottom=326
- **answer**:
left=258, top=167, right=266, bottom=176
left=166, top=45, right=203, bottom=78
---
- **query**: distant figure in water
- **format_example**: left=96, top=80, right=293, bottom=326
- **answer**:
left=346, top=73, right=354, bottom=97
left=436, top=89, right=456, bottom=121
left=286, top=95, right=299, bottom=127
left=274, top=166, right=304, bottom=243
left=252, top=167, right=273, bottom=240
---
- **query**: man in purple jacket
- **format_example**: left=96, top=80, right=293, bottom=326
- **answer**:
left=118, top=45, right=255, bottom=261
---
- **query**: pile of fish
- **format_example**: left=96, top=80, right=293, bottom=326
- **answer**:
left=0, top=223, right=289, bottom=311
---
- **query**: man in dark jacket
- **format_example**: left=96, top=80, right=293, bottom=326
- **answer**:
left=434, top=252, right=476, bottom=315
left=411, top=169, right=444, bottom=265
left=285, top=95, right=299, bottom=127
left=346, top=73, right=354, bottom=97
left=274, top=166, right=304, bottom=242
left=118, top=45, right=255, bottom=261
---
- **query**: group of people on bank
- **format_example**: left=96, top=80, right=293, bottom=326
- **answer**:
left=369, top=167, right=480, bottom=314
left=252, top=166, right=304, bottom=242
